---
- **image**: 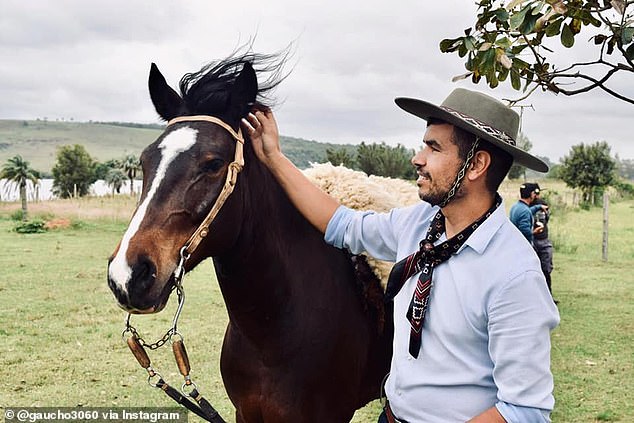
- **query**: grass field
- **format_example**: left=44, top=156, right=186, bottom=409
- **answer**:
left=0, top=187, right=633, bottom=422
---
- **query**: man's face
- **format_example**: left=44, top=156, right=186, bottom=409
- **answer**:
left=411, top=123, right=464, bottom=206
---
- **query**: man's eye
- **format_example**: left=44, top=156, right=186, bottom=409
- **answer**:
left=201, top=159, right=225, bottom=173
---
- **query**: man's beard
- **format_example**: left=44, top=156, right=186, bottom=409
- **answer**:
left=418, top=171, right=465, bottom=207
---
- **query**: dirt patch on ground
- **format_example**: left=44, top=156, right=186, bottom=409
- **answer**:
left=44, top=218, right=72, bottom=229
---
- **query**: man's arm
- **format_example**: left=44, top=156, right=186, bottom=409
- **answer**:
left=242, top=110, right=339, bottom=233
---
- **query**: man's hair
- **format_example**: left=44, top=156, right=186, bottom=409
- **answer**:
left=427, top=118, right=513, bottom=193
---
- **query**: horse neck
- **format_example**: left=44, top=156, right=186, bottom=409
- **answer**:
left=213, top=148, right=327, bottom=328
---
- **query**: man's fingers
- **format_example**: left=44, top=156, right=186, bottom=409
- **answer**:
left=241, top=113, right=262, bottom=135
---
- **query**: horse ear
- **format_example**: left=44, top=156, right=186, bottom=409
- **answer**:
left=148, top=63, right=184, bottom=121
left=229, top=62, right=258, bottom=119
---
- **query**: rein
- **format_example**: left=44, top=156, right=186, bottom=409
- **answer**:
left=123, top=115, right=245, bottom=423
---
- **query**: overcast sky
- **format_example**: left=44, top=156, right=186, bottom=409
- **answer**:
left=1, top=0, right=632, bottom=163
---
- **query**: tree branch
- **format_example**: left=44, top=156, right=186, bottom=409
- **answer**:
left=549, top=70, right=634, bottom=104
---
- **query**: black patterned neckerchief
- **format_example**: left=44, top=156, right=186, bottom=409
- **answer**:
left=385, top=194, right=502, bottom=358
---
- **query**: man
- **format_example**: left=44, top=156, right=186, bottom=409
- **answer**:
left=509, top=183, right=547, bottom=244
left=243, top=88, right=560, bottom=422
left=530, top=184, right=555, bottom=300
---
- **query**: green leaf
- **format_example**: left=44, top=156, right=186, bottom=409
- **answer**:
left=625, top=43, right=634, bottom=61
left=519, top=12, right=539, bottom=34
left=622, top=27, right=634, bottom=45
left=545, top=17, right=563, bottom=36
left=512, top=57, right=530, bottom=70
left=494, top=8, right=510, bottom=21
left=561, top=23, right=575, bottom=47
left=464, top=36, right=477, bottom=51
left=458, top=43, right=468, bottom=58
left=496, top=36, right=512, bottom=49
left=524, top=69, right=535, bottom=91
left=440, top=37, right=463, bottom=52
left=498, top=66, right=510, bottom=82
left=511, top=69, right=521, bottom=90
left=510, top=4, right=531, bottom=30
left=486, top=68, right=499, bottom=88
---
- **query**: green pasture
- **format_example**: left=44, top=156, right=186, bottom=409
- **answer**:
left=0, top=194, right=633, bottom=422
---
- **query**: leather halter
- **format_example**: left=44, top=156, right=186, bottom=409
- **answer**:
left=166, top=115, right=245, bottom=259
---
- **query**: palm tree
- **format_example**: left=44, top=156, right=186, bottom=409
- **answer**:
left=121, top=155, right=141, bottom=195
left=105, top=168, right=127, bottom=197
left=0, top=155, right=41, bottom=220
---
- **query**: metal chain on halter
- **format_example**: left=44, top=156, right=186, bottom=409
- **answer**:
left=438, top=137, right=480, bottom=208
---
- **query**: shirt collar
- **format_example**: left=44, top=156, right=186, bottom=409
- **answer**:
left=458, top=197, right=507, bottom=255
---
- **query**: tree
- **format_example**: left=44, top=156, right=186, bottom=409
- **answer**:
left=615, top=155, right=634, bottom=180
left=0, top=155, right=40, bottom=220
left=559, top=141, right=616, bottom=203
left=326, top=147, right=357, bottom=168
left=51, top=144, right=98, bottom=198
left=95, top=158, right=122, bottom=180
left=104, top=168, right=127, bottom=196
left=507, top=132, right=534, bottom=179
left=440, top=0, right=634, bottom=105
left=121, top=154, right=141, bottom=195
left=357, top=142, right=416, bottom=179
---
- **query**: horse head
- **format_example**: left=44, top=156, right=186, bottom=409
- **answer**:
left=107, top=55, right=275, bottom=313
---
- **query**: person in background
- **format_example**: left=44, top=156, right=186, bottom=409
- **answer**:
left=530, top=184, right=556, bottom=302
left=509, top=182, right=547, bottom=244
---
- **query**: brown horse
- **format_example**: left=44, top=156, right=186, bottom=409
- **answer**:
left=107, top=52, right=393, bottom=422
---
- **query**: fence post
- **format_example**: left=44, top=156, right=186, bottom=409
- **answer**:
left=602, top=191, right=609, bottom=262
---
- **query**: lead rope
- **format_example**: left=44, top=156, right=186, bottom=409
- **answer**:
left=121, top=115, right=245, bottom=423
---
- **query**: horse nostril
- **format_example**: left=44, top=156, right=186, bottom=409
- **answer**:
left=129, top=256, right=158, bottom=296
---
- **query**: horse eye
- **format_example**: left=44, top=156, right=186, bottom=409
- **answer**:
left=201, top=158, right=225, bottom=173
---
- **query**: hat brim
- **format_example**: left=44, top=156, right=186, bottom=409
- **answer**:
left=395, top=97, right=549, bottom=173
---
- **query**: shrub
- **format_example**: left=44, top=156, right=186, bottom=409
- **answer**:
left=14, top=219, right=47, bottom=234
left=10, top=210, right=26, bottom=221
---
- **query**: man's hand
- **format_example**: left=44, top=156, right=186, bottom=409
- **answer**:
left=242, top=110, right=284, bottom=166
left=240, top=108, right=340, bottom=233
left=533, top=222, right=545, bottom=235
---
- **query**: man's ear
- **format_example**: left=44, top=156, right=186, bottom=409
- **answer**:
left=467, top=150, right=491, bottom=181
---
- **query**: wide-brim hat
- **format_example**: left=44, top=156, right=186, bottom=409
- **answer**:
left=395, top=88, right=549, bottom=172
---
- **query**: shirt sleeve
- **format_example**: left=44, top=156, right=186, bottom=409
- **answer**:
left=488, top=269, right=560, bottom=414
left=324, top=205, right=402, bottom=261
left=529, top=204, right=543, bottom=214
left=496, top=401, right=552, bottom=422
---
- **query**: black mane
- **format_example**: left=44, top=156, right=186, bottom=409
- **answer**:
left=178, top=50, right=289, bottom=118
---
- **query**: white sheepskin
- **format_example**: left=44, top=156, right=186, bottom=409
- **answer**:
left=303, top=162, right=420, bottom=286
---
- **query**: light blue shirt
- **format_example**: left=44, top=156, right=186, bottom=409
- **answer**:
left=325, top=200, right=560, bottom=423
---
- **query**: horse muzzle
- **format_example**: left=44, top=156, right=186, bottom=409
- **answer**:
left=107, top=255, right=174, bottom=314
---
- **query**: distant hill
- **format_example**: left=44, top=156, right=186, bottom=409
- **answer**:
left=0, top=119, right=358, bottom=174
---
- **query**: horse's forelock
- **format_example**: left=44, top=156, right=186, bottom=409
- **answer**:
left=177, top=49, right=290, bottom=120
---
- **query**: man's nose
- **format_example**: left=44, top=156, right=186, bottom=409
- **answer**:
left=411, top=148, right=426, bottom=167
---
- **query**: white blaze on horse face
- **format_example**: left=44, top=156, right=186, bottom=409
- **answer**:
left=108, top=127, right=198, bottom=294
